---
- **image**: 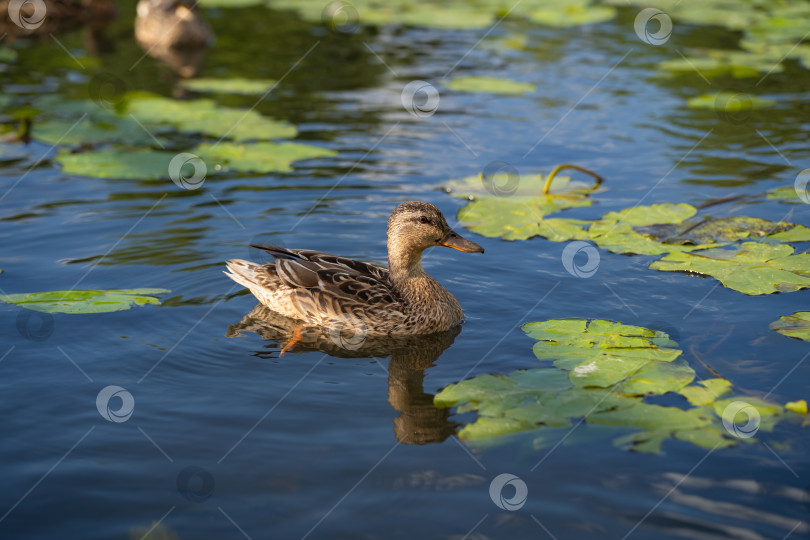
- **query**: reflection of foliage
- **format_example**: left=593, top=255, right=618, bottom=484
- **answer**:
left=0, top=289, right=170, bottom=313
left=435, top=319, right=803, bottom=454
left=178, top=77, right=277, bottom=95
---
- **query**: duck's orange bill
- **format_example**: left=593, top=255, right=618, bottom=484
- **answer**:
left=439, top=230, right=485, bottom=254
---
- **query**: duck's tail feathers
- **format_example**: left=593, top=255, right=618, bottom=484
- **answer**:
left=224, top=259, right=266, bottom=291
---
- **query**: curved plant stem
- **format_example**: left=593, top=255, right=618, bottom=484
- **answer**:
left=543, top=164, right=603, bottom=195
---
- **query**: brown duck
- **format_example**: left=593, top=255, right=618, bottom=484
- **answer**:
left=225, top=201, right=484, bottom=337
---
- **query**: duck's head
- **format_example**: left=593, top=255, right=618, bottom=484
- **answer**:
left=387, top=202, right=484, bottom=263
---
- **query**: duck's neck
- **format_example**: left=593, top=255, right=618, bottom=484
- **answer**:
left=387, top=242, right=429, bottom=293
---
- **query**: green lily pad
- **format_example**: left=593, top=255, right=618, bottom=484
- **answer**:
left=0, top=46, right=18, bottom=64
left=767, top=186, right=804, bottom=204
left=445, top=76, right=535, bottom=95
left=678, top=378, right=733, bottom=406
left=57, top=147, right=176, bottom=180
left=650, top=241, right=810, bottom=295
left=126, top=95, right=297, bottom=142
left=436, top=319, right=796, bottom=454
left=194, top=141, right=337, bottom=174
left=658, top=49, right=783, bottom=79
left=527, top=1, right=616, bottom=27
left=33, top=115, right=160, bottom=146
left=687, top=92, right=775, bottom=111
left=179, top=78, right=277, bottom=95
left=770, top=311, right=810, bottom=342
left=448, top=173, right=595, bottom=241
left=0, top=288, right=170, bottom=313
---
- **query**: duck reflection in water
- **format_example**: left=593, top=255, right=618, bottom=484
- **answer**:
left=227, top=304, right=461, bottom=445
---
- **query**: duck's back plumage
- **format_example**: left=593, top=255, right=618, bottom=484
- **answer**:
left=225, top=245, right=409, bottom=333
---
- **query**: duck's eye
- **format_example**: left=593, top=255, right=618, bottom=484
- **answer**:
left=418, top=216, right=429, bottom=224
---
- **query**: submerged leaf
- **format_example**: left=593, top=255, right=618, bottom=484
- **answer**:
left=0, top=289, right=170, bottom=313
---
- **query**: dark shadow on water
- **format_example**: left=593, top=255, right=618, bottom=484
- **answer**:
left=226, top=304, right=461, bottom=445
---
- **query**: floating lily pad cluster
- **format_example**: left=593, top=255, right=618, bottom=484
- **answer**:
left=449, top=174, right=810, bottom=294
left=262, top=0, right=617, bottom=30
left=27, top=91, right=336, bottom=180
left=0, top=288, right=170, bottom=313
left=612, top=0, right=810, bottom=77
left=435, top=319, right=802, bottom=453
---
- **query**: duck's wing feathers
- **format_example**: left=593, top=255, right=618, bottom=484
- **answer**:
left=248, top=245, right=402, bottom=325
left=250, top=244, right=389, bottom=282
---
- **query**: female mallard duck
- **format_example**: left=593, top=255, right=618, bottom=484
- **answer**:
left=225, top=201, right=484, bottom=336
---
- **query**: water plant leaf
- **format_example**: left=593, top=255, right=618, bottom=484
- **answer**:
left=194, top=141, right=337, bottom=174
left=436, top=319, right=795, bottom=454
left=448, top=173, right=594, bottom=241
left=445, top=76, right=535, bottom=95
left=686, top=92, right=775, bottom=111
left=786, top=400, right=808, bottom=415
left=527, top=1, right=616, bottom=27
left=126, top=95, right=297, bottom=141
left=767, top=186, right=804, bottom=204
left=0, top=288, right=170, bottom=313
left=678, top=378, right=733, bottom=406
left=770, top=311, right=810, bottom=342
left=33, top=115, right=160, bottom=146
left=650, top=242, right=810, bottom=295
left=57, top=147, right=176, bottom=180
left=179, top=78, right=277, bottom=95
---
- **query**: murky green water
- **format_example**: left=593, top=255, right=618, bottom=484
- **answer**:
left=1, top=1, right=809, bottom=538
